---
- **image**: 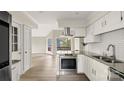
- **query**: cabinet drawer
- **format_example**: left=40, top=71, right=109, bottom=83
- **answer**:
left=11, top=63, right=20, bottom=81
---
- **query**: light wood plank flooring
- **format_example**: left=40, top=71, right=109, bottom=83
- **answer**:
left=20, top=54, right=89, bottom=81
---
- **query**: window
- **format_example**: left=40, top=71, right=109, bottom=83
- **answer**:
left=56, top=38, right=71, bottom=51
left=48, top=39, right=52, bottom=51
left=12, top=26, right=18, bottom=52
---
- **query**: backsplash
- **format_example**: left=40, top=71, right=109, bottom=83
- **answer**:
left=85, top=28, right=124, bottom=61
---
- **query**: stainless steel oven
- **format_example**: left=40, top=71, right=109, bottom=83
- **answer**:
left=109, top=67, right=124, bottom=81
left=0, top=11, right=11, bottom=81
left=59, top=56, right=77, bottom=70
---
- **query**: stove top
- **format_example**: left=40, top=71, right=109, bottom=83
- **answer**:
left=64, top=54, right=73, bottom=56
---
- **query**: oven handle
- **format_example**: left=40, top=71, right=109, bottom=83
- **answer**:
left=110, top=67, right=124, bottom=79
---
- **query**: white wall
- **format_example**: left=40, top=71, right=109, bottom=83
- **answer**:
left=85, top=29, right=124, bottom=61
left=32, top=37, right=46, bottom=54
left=32, top=23, right=58, bottom=37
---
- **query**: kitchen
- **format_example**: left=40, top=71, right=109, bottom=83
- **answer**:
left=0, top=11, right=124, bottom=81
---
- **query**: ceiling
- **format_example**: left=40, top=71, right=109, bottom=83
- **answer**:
left=26, top=11, right=107, bottom=37
left=26, top=11, right=94, bottom=24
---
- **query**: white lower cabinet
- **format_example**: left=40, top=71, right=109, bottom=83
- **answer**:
left=83, top=55, right=109, bottom=81
left=95, top=62, right=109, bottom=81
left=77, top=55, right=85, bottom=73
left=89, top=58, right=96, bottom=80
left=84, top=56, right=88, bottom=75
left=11, top=62, right=20, bottom=81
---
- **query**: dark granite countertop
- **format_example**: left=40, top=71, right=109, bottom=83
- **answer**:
left=81, top=51, right=124, bottom=74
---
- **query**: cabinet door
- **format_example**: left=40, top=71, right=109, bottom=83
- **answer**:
left=120, top=11, right=124, bottom=27
left=77, top=55, right=84, bottom=73
left=86, top=57, right=95, bottom=80
left=95, top=62, right=109, bottom=81
left=88, top=58, right=93, bottom=80
left=85, top=25, right=93, bottom=42
left=94, top=19, right=103, bottom=35
left=105, top=12, right=121, bottom=33
left=85, top=24, right=101, bottom=43
left=12, top=66, right=17, bottom=81
left=85, top=26, right=91, bottom=40
left=11, top=63, right=20, bottom=81
left=94, top=15, right=107, bottom=35
left=84, top=56, right=88, bottom=76
left=89, top=58, right=97, bottom=81
left=84, top=56, right=90, bottom=78
left=74, top=38, right=80, bottom=51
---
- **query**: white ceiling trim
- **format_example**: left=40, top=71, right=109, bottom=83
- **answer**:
left=23, top=11, right=39, bottom=25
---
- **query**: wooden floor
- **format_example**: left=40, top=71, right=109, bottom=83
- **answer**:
left=20, top=54, right=89, bottom=81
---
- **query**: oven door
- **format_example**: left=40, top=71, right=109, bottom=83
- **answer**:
left=109, top=68, right=124, bottom=81
left=60, top=57, right=77, bottom=70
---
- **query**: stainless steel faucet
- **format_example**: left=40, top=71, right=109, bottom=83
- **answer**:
left=107, top=44, right=116, bottom=62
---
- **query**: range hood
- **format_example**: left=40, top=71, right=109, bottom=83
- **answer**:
left=59, top=27, right=73, bottom=39
left=63, top=27, right=73, bottom=36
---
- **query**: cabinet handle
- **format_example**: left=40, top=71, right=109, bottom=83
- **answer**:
left=95, top=70, right=96, bottom=76
left=101, top=22, right=103, bottom=27
left=25, top=51, right=27, bottom=53
left=93, top=69, right=95, bottom=74
left=92, top=69, right=93, bottom=74
left=105, top=20, right=107, bottom=25
left=107, top=75, right=109, bottom=80
left=121, top=12, right=123, bottom=21
left=121, top=17, right=123, bottom=21
left=92, top=69, right=96, bottom=75
left=12, top=67, right=16, bottom=70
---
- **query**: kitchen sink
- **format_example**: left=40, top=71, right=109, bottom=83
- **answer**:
left=92, top=56, right=102, bottom=59
left=92, top=55, right=123, bottom=63
left=102, top=58, right=123, bottom=63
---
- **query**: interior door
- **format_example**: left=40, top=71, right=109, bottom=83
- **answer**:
left=23, top=25, right=31, bottom=72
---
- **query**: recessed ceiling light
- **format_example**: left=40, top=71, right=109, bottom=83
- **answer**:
left=75, top=12, right=79, bottom=15
left=39, top=11, right=44, bottom=13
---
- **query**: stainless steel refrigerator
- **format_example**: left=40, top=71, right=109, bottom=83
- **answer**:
left=0, top=11, right=11, bottom=81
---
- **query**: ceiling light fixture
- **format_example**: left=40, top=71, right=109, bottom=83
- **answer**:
left=75, top=12, right=79, bottom=15
left=39, top=11, right=44, bottom=13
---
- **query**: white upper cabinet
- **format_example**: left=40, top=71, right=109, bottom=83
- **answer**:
left=94, top=11, right=124, bottom=35
left=74, top=38, right=83, bottom=52
left=94, top=16, right=106, bottom=35
left=120, top=11, right=124, bottom=27
left=84, top=24, right=101, bottom=43
left=104, top=11, right=121, bottom=33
